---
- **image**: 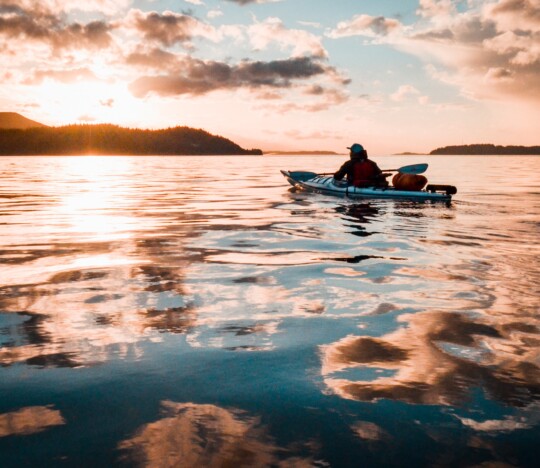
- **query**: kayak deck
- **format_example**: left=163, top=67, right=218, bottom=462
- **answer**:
left=281, top=170, right=455, bottom=201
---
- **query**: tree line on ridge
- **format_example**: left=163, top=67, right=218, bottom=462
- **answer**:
left=0, top=124, right=262, bottom=155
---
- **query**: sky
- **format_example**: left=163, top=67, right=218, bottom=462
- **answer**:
left=0, top=0, right=539, bottom=154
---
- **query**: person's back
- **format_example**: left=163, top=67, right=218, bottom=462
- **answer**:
left=350, top=158, right=382, bottom=187
left=334, top=143, right=387, bottom=188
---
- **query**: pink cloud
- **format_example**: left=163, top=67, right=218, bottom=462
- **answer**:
left=124, top=9, right=219, bottom=48
left=248, top=17, right=328, bottom=58
left=323, top=1, right=540, bottom=104
left=327, top=14, right=402, bottom=39
left=128, top=55, right=335, bottom=98
left=486, top=0, right=540, bottom=32
left=390, top=84, right=421, bottom=102
left=416, top=0, right=456, bottom=19
left=0, top=4, right=115, bottom=53
left=22, top=67, right=97, bottom=84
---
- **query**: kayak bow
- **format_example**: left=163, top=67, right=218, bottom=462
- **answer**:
left=281, top=170, right=456, bottom=201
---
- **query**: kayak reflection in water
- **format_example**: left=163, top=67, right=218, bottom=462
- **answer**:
left=333, top=143, right=389, bottom=188
left=334, top=202, right=381, bottom=238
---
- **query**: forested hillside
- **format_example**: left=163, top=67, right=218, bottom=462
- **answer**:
left=0, top=124, right=262, bottom=155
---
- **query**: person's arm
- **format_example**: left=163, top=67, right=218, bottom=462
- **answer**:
left=371, top=161, right=389, bottom=186
left=372, top=160, right=383, bottom=176
left=334, top=160, right=352, bottom=180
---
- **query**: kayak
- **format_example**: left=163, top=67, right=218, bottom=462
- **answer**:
left=281, top=170, right=456, bottom=202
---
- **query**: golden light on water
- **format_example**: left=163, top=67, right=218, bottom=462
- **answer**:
left=53, top=156, right=139, bottom=241
left=0, top=156, right=148, bottom=286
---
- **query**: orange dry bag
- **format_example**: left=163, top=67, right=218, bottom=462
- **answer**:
left=392, top=173, right=428, bottom=191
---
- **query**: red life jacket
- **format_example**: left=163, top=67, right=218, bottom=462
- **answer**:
left=352, top=160, right=380, bottom=187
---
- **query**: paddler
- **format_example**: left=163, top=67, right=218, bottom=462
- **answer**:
left=333, top=143, right=388, bottom=188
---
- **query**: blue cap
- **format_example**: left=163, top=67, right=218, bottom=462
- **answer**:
left=347, top=143, right=364, bottom=153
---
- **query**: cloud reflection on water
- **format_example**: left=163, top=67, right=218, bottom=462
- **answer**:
left=321, top=310, right=540, bottom=408
left=118, top=401, right=314, bottom=467
left=0, top=406, right=65, bottom=437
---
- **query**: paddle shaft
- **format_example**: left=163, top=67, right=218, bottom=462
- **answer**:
left=318, top=162, right=428, bottom=176
left=318, top=169, right=410, bottom=175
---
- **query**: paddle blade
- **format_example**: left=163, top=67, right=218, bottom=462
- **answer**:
left=393, top=163, right=428, bottom=174
left=283, top=170, right=318, bottom=181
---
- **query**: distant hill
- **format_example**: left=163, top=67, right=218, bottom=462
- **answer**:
left=430, top=144, right=540, bottom=155
left=0, top=112, right=47, bottom=129
left=264, top=150, right=339, bottom=155
left=394, top=152, right=427, bottom=156
left=0, top=123, right=262, bottom=155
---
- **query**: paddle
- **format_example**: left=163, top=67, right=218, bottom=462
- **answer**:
left=316, top=163, right=429, bottom=176
left=383, top=163, right=428, bottom=174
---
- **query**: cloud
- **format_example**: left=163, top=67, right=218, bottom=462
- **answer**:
left=412, top=1, right=540, bottom=100
left=248, top=17, right=328, bottom=58
left=128, top=54, right=335, bottom=97
left=77, top=114, right=97, bottom=122
left=100, top=98, right=114, bottom=107
left=24, top=0, right=131, bottom=14
left=327, top=14, right=402, bottom=39
left=23, top=67, right=97, bottom=84
left=486, top=0, right=540, bottom=32
left=390, top=84, right=421, bottom=102
left=207, top=10, right=223, bottom=19
left=416, top=0, right=456, bottom=19
left=125, top=47, right=180, bottom=70
left=302, top=85, right=349, bottom=107
left=0, top=0, right=132, bottom=15
left=253, top=81, right=351, bottom=113
left=224, top=0, right=282, bottom=4
left=0, top=5, right=59, bottom=41
left=483, top=67, right=514, bottom=83
left=298, top=21, right=322, bottom=29
left=327, top=1, right=540, bottom=103
left=282, top=129, right=344, bottom=140
left=0, top=4, right=115, bottom=53
left=124, top=9, right=219, bottom=47
left=484, top=30, right=540, bottom=66
left=406, top=2, right=540, bottom=101
left=414, top=15, right=498, bottom=44
left=57, top=20, right=114, bottom=50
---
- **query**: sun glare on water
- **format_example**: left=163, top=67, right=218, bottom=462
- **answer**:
left=53, top=156, right=141, bottom=241
left=0, top=157, right=154, bottom=287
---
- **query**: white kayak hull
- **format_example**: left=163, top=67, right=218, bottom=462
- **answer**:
left=281, top=170, right=454, bottom=202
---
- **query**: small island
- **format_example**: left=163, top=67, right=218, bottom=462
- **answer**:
left=430, top=144, right=540, bottom=155
left=0, top=113, right=262, bottom=156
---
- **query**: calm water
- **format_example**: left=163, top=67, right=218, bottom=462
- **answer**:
left=0, top=155, right=538, bottom=467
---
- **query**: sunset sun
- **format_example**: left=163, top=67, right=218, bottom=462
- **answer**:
left=32, top=79, right=141, bottom=125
